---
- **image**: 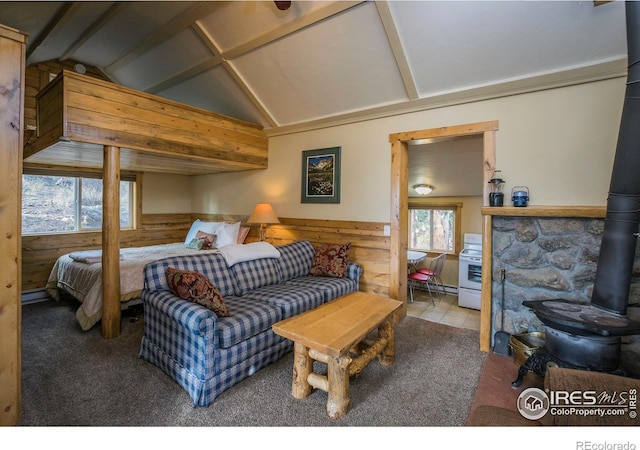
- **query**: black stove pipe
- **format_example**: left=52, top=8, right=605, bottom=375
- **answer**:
left=591, top=1, right=640, bottom=315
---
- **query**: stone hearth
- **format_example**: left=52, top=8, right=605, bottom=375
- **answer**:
left=488, top=213, right=640, bottom=376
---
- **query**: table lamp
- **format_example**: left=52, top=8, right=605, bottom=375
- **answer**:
left=247, top=203, right=280, bottom=241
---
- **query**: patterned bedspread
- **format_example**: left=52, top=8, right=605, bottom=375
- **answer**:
left=46, top=242, right=220, bottom=330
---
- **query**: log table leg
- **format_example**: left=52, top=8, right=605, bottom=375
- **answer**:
left=292, top=342, right=313, bottom=399
left=327, top=354, right=351, bottom=419
left=379, top=318, right=396, bottom=366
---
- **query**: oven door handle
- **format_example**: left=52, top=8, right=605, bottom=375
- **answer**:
left=461, top=257, right=482, bottom=263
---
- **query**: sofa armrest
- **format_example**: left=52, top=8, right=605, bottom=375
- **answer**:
left=346, top=262, right=363, bottom=289
left=141, top=289, right=219, bottom=381
left=143, top=289, right=216, bottom=335
left=545, top=367, right=640, bottom=426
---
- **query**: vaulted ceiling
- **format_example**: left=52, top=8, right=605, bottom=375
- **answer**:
left=0, top=0, right=629, bottom=196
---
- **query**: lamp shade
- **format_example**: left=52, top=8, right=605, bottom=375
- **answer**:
left=247, top=203, right=280, bottom=224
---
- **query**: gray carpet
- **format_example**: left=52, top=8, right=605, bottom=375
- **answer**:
left=20, top=297, right=487, bottom=427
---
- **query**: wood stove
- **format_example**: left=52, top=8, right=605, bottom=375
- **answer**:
left=514, top=1, right=640, bottom=385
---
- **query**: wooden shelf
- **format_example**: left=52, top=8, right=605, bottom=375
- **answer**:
left=481, top=205, right=606, bottom=218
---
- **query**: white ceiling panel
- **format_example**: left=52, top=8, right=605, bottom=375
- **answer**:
left=157, top=65, right=269, bottom=126
left=392, top=0, right=627, bottom=97
left=72, top=1, right=197, bottom=68
left=25, top=1, right=114, bottom=64
left=198, top=0, right=334, bottom=52
left=230, top=1, right=408, bottom=125
left=110, top=27, right=213, bottom=91
left=0, top=1, right=62, bottom=40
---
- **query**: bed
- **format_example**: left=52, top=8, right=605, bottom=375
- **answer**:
left=46, top=221, right=250, bottom=331
left=46, top=243, right=220, bottom=331
left=24, top=70, right=267, bottom=338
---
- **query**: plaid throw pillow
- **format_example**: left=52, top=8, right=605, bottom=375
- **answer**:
left=309, top=242, right=351, bottom=278
left=166, top=267, right=230, bottom=317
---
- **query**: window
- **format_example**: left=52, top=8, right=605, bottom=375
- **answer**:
left=22, top=170, right=136, bottom=234
left=409, top=204, right=460, bottom=253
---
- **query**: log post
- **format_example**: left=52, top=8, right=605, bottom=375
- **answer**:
left=292, top=342, right=313, bottom=399
left=378, top=318, right=395, bottom=366
left=326, top=355, right=351, bottom=419
left=101, top=145, right=121, bottom=339
left=0, top=24, right=26, bottom=426
left=389, top=138, right=408, bottom=315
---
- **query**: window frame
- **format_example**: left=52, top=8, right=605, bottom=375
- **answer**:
left=408, top=201, right=462, bottom=256
left=22, top=166, right=141, bottom=236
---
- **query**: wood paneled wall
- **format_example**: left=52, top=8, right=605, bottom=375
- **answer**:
left=200, top=214, right=391, bottom=296
left=22, top=213, right=192, bottom=292
left=22, top=213, right=391, bottom=297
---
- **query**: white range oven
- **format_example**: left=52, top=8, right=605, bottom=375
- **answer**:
left=458, top=233, right=482, bottom=310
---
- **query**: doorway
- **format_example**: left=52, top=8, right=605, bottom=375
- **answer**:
left=389, top=120, right=498, bottom=352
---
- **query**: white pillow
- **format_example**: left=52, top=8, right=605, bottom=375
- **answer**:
left=214, top=221, right=241, bottom=248
left=184, top=220, right=220, bottom=247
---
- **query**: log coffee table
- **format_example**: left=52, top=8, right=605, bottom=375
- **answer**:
left=272, top=291, right=402, bottom=419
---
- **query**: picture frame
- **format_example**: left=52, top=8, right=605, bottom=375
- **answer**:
left=301, top=146, right=341, bottom=203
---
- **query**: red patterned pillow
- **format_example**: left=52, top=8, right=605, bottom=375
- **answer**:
left=309, top=242, right=351, bottom=278
left=166, top=267, right=230, bottom=317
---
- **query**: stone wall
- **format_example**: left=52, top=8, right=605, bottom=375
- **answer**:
left=491, top=216, right=640, bottom=337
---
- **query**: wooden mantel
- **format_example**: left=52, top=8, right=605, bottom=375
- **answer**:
left=478, top=205, right=606, bottom=352
left=482, top=205, right=606, bottom=218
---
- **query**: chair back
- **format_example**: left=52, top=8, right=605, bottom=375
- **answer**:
left=432, top=253, right=447, bottom=276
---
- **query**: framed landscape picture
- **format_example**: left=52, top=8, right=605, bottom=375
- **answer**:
left=301, top=146, right=341, bottom=203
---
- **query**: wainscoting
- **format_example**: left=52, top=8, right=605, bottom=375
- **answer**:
left=22, top=213, right=391, bottom=299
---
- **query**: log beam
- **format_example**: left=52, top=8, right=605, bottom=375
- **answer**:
left=101, top=145, right=121, bottom=338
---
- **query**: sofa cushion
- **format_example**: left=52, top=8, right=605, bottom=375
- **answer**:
left=277, top=240, right=316, bottom=282
left=216, top=296, right=282, bottom=348
left=144, top=252, right=237, bottom=298
left=243, top=284, right=325, bottom=318
left=230, top=257, right=283, bottom=295
left=309, top=242, right=351, bottom=278
left=166, top=267, right=230, bottom=317
left=285, top=276, right=357, bottom=302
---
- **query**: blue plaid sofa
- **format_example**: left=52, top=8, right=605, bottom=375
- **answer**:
left=138, top=240, right=362, bottom=407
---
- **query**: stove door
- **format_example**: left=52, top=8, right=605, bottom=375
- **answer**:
left=459, top=258, right=482, bottom=290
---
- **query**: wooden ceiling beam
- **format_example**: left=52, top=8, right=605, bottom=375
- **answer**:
left=375, top=1, right=419, bottom=101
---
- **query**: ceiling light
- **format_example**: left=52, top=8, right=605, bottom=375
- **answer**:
left=413, top=184, right=433, bottom=195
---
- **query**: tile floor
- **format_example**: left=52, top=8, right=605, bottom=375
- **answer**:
left=406, top=287, right=481, bottom=331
